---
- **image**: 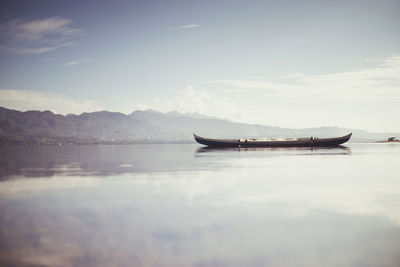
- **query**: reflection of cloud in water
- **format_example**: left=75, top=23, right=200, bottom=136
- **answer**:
left=1, top=160, right=400, bottom=223
left=0, top=188, right=400, bottom=267
left=1, top=143, right=400, bottom=223
left=0, top=144, right=399, bottom=266
left=0, top=177, right=101, bottom=198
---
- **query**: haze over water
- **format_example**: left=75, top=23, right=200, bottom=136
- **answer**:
left=0, top=144, right=399, bottom=266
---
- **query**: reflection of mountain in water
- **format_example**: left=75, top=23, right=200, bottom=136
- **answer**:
left=0, top=145, right=351, bottom=180
left=0, top=145, right=205, bottom=180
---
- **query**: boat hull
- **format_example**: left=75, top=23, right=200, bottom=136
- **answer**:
left=193, top=133, right=352, bottom=148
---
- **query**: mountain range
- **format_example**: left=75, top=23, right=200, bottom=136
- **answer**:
left=0, top=106, right=397, bottom=144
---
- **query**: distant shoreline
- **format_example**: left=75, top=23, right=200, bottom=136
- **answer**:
left=0, top=137, right=196, bottom=145
left=0, top=138, right=396, bottom=146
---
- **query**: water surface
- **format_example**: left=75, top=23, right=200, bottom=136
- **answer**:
left=0, top=144, right=399, bottom=266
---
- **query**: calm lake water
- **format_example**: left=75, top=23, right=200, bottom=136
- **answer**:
left=0, top=144, right=399, bottom=266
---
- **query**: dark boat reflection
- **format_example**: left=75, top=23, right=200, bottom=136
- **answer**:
left=196, top=145, right=351, bottom=156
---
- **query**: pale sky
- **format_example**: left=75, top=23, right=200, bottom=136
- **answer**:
left=0, top=0, right=399, bottom=132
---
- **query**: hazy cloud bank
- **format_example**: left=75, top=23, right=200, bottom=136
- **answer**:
left=0, top=89, right=101, bottom=115
left=134, top=55, right=400, bottom=131
left=0, top=55, right=399, bottom=132
left=208, top=55, right=400, bottom=101
left=131, top=85, right=246, bottom=121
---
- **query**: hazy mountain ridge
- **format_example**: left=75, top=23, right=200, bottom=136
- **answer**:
left=0, top=106, right=397, bottom=144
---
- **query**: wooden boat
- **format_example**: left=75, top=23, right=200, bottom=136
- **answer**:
left=193, top=133, right=352, bottom=147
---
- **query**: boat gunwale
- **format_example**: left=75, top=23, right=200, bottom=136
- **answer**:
left=193, top=133, right=352, bottom=147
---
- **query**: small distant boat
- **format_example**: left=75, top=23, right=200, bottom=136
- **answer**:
left=193, top=133, right=352, bottom=147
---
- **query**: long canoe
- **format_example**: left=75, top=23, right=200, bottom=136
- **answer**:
left=193, top=133, right=352, bottom=147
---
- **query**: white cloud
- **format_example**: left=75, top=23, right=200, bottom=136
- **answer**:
left=168, top=24, right=200, bottom=31
left=2, top=17, right=79, bottom=41
left=205, top=55, right=400, bottom=131
left=208, top=55, right=400, bottom=102
left=127, top=56, right=400, bottom=132
left=6, top=46, right=58, bottom=55
left=0, top=17, right=81, bottom=54
left=64, top=58, right=90, bottom=66
left=131, top=85, right=246, bottom=121
left=0, top=89, right=101, bottom=115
